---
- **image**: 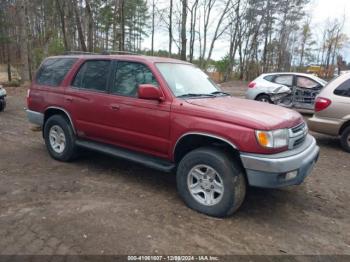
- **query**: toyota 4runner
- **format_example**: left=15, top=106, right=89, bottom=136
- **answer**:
left=26, top=54, right=320, bottom=217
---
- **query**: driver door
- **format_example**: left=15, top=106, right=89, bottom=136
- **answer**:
left=107, top=61, right=171, bottom=158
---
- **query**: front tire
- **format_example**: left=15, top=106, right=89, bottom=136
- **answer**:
left=44, top=115, right=77, bottom=161
left=176, top=147, right=246, bottom=217
left=340, top=126, right=350, bottom=153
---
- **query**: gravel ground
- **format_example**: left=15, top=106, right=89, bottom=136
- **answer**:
left=0, top=84, right=349, bottom=256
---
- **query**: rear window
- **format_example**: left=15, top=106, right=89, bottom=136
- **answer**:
left=36, top=58, right=77, bottom=86
left=334, top=78, right=350, bottom=97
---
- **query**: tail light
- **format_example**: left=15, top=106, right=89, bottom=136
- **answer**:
left=248, top=82, right=256, bottom=88
left=26, top=89, right=31, bottom=107
left=315, top=97, right=331, bottom=112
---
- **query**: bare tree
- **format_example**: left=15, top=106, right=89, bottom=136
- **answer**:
left=169, top=0, right=173, bottom=56
left=205, top=0, right=233, bottom=65
left=120, top=0, right=125, bottom=51
left=72, top=0, right=87, bottom=51
left=189, top=0, right=199, bottom=62
left=151, top=0, right=155, bottom=55
left=17, top=0, right=30, bottom=81
left=85, top=0, right=93, bottom=52
left=180, top=0, right=188, bottom=60
left=56, top=0, right=69, bottom=51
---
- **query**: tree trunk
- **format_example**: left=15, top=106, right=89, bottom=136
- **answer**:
left=151, top=0, right=155, bottom=55
left=180, top=0, right=187, bottom=61
left=7, top=43, right=11, bottom=82
left=168, top=0, right=173, bottom=56
left=120, top=0, right=125, bottom=51
left=72, top=0, right=87, bottom=51
left=18, top=0, right=30, bottom=82
left=56, top=0, right=69, bottom=51
left=85, top=0, right=94, bottom=52
left=189, top=0, right=198, bottom=62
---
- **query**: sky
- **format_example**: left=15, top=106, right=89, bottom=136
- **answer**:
left=310, top=0, right=349, bottom=61
left=143, top=0, right=350, bottom=62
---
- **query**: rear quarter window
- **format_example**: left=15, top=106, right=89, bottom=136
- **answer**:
left=36, top=58, right=77, bottom=86
left=263, top=75, right=274, bottom=82
left=334, top=78, right=350, bottom=97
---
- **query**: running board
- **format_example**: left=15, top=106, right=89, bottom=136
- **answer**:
left=75, top=140, right=175, bottom=173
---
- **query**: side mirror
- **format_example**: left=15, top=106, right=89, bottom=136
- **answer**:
left=138, top=84, right=164, bottom=101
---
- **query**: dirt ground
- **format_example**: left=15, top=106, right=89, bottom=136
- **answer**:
left=0, top=83, right=349, bottom=256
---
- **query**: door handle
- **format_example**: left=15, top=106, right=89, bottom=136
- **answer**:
left=110, top=105, right=120, bottom=110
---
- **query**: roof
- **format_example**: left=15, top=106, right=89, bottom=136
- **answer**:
left=261, top=72, right=327, bottom=82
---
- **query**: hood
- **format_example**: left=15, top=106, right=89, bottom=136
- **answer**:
left=186, top=96, right=303, bottom=130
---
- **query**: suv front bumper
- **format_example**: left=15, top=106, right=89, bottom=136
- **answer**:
left=240, top=134, right=319, bottom=188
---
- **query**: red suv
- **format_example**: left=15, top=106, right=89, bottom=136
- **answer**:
left=26, top=54, right=319, bottom=217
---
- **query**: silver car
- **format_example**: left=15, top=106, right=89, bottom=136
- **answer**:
left=308, top=73, right=350, bottom=152
left=246, top=72, right=327, bottom=112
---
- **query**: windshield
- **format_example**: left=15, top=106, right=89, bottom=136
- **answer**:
left=156, top=63, right=219, bottom=97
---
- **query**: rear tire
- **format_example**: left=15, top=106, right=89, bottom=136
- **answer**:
left=256, top=94, right=272, bottom=104
left=176, top=147, right=246, bottom=217
left=44, top=115, right=77, bottom=161
left=340, top=126, right=350, bottom=153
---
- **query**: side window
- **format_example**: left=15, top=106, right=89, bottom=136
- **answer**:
left=72, top=60, right=110, bottom=92
left=36, top=58, right=77, bottom=86
left=263, top=75, right=274, bottom=82
left=296, top=77, right=319, bottom=89
left=111, top=61, right=158, bottom=97
left=334, top=78, right=350, bottom=97
left=273, top=75, right=293, bottom=87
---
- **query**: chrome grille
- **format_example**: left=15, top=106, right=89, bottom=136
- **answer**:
left=288, top=122, right=308, bottom=149
left=291, top=122, right=306, bottom=134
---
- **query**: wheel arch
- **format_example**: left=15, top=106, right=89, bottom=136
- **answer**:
left=43, top=107, right=76, bottom=135
left=339, top=120, right=350, bottom=135
left=255, top=93, right=270, bottom=99
left=173, top=133, right=241, bottom=164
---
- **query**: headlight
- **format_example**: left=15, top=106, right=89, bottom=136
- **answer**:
left=255, top=129, right=289, bottom=148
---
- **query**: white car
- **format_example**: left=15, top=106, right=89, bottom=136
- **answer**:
left=245, top=72, right=327, bottom=111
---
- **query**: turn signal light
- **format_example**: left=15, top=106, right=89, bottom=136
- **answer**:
left=257, top=131, right=269, bottom=147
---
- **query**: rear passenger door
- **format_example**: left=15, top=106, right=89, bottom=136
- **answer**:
left=65, top=59, right=115, bottom=142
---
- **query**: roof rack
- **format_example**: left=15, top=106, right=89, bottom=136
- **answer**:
left=62, top=50, right=142, bottom=56
left=63, top=51, right=99, bottom=55
left=101, top=50, right=141, bottom=56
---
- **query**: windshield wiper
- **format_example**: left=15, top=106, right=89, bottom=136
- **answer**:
left=177, top=93, right=216, bottom=98
left=210, top=91, right=231, bottom=96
